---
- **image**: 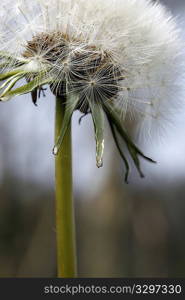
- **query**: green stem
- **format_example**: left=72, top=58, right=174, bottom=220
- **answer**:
left=55, top=96, right=77, bottom=278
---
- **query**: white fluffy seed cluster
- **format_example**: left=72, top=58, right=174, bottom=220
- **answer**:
left=0, top=0, right=184, bottom=138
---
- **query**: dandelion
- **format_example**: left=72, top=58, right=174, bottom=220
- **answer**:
left=0, top=0, right=184, bottom=277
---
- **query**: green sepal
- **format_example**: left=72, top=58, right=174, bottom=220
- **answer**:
left=0, top=69, right=25, bottom=81
left=103, top=101, right=156, bottom=178
left=0, top=73, right=26, bottom=99
left=53, top=93, right=79, bottom=155
left=0, top=73, right=24, bottom=90
left=0, top=73, right=53, bottom=101
left=108, top=117, right=130, bottom=183
left=88, top=99, right=105, bottom=168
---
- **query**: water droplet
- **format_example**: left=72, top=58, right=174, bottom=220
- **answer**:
left=53, top=146, right=58, bottom=156
left=97, top=158, right=103, bottom=168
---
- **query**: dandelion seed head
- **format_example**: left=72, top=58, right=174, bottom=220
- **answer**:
left=0, top=0, right=184, bottom=177
left=0, top=0, right=183, bottom=129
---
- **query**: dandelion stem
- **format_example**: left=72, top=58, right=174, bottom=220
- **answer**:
left=55, top=96, right=77, bottom=278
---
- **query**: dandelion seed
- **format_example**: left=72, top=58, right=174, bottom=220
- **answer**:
left=0, top=0, right=184, bottom=180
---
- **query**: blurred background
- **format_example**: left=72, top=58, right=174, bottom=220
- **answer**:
left=0, top=0, right=185, bottom=277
